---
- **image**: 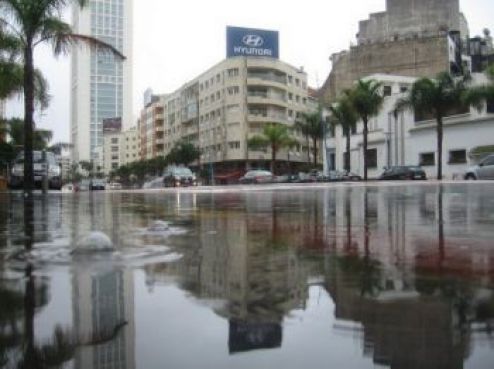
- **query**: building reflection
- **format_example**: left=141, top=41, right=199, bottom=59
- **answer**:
left=72, top=268, right=135, bottom=369
left=144, top=186, right=494, bottom=365
left=67, top=194, right=136, bottom=369
left=324, top=186, right=494, bottom=369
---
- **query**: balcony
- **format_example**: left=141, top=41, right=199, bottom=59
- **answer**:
left=247, top=92, right=287, bottom=107
left=248, top=113, right=288, bottom=125
left=247, top=72, right=287, bottom=88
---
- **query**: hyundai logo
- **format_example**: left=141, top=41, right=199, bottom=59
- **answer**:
left=242, top=34, right=264, bottom=47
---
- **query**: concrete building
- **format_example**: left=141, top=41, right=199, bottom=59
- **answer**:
left=70, top=0, right=133, bottom=162
left=99, top=126, right=140, bottom=174
left=323, top=73, right=494, bottom=179
left=321, top=0, right=470, bottom=102
left=139, top=57, right=316, bottom=175
left=139, top=91, right=167, bottom=160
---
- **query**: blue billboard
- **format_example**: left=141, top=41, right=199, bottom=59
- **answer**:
left=227, top=26, right=279, bottom=59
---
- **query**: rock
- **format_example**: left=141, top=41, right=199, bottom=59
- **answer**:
left=147, top=221, right=170, bottom=232
left=73, top=231, right=114, bottom=254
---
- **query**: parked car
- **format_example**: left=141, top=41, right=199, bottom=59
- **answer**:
left=239, top=170, right=274, bottom=184
left=8, top=151, right=62, bottom=190
left=108, top=182, right=123, bottom=190
left=379, top=166, right=427, bottom=180
left=163, top=167, right=197, bottom=187
left=465, top=154, right=494, bottom=180
left=338, top=171, right=362, bottom=181
left=90, top=179, right=106, bottom=191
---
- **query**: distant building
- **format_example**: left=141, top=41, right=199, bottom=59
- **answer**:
left=70, top=0, right=133, bottom=162
left=136, top=27, right=320, bottom=176
left=99, top=126, right=140, bottom=174
left=320, top=0, right=474, bottom=102
left=138, top=58, right=316, bottom=174
left=323, top=73, right=494, bottom=179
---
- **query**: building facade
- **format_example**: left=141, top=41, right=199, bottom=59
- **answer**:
left=98, top=126, right=140, bottom=174
left=323, top=74, right=494, bottom=179
left=139, top=57, right=317, bottom=175
left=70, top=0, right=133, bottom=162
left=320, top=0, right=470, bottom=102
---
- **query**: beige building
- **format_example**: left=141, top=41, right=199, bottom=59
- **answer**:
left=321, top=0, right=470, bottom=102
left=139, top=57, right=318, bottom=175
left=98, top=126, right=140, bottom=174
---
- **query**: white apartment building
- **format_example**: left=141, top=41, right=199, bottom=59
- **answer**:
left=140, top=57, right=316, bottom=175
left=70, top=0, right=133, bottom=163
left=324, top=73, right=494, bottom=179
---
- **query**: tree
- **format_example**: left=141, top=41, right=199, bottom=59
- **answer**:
left=0, top=0, right=125, bottom=198
left=347, top=79, right=383, bottom=181
left=296, top=110, right=325, bottom=168
left=248, top=123, right=294, bottom=174
left=167, top=141, right=201, bottom=166
left=2, top=118, right=52, bottom=150
left=329, top=96, right=358, bottom=172
left=396, top=72, right=470, bottom=180
left=0, top=27, right=49, bottom=106
left=79, top=160, right=93, bottom=177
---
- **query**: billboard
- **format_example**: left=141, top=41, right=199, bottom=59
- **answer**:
left=103, top=117, right=122, bottom=133
left=227, top=26, right=279, bottom=59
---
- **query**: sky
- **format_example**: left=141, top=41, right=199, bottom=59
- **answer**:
left=5, top=0, right=494, bottom=143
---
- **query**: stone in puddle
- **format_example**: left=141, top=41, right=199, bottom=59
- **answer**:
left=73, top=231, right=114, bottom=253
left=148, top=221, right=170, bottom=232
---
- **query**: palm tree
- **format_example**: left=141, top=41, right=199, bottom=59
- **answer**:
left=3, top=118, right=52, bottom=151
left=296, top=110, right=325, bottom=168
left=395, top=72, right=470, bottom=180
left=0, top=0, right=125, bottom=198
left=0, top=26, right=49, bottom=107
left=329, top=96, right=358, bottom=172
left=248, top=123, right=294, bottom=174
left=347, top=79, right=383, bottom=181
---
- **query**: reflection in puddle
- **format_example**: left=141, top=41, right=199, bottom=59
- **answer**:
left=0, top=184, right=493, bottom=368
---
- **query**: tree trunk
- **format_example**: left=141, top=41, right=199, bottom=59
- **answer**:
left=363, top=118, right=369, bottom=181
left=312, top=137, right=318, bottom=168
left=271, top=143, right=276, bottom=174
left=23, top=43, right=35, bottom=198
left=436, top=116, right=443, bottom=180
left=345, top=129, right=351, bottom=172
left=306, top=135, right=310, bottom=165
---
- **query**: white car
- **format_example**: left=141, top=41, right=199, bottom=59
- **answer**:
left=465, top=154, right=494, bottom=180
left=108, top=182, right=123, bottom=190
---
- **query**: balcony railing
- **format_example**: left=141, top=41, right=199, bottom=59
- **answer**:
left=247, top=73, right=286, bottom=85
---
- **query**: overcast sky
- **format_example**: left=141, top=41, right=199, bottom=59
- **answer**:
left=5, top=0, right=494, bottom=143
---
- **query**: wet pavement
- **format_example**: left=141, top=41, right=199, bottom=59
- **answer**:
left=0, top=182, right=493, bottom=369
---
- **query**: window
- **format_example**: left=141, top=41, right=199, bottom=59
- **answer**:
left=420, top=152, right=435, bottom=166
left=112, top=155, right=119, bottom=160
left=111, top=146, right=119, bottom=152
left=228, top=141, right=240, bottom=150
left=216, top=74, right=221, bottom=83
left=383, top=86, right=392, bottom=96
left=449, top=149, right=467, bottom=164
left=288, top=76, right=293, bottom=84
left=400, top=86, right=408, bottom=93
left=228, top=86, right=240, bottom=95
left=111, top=163, right=118, bottom=169
left=228, top=68, right=239, bottom=77
left=288, top=93, right=293, bottom=101
left=366, top=149, right=377, bottom=168
left=111, top=137, right=118, bottom=144
left=216, top=91, right=221, bottom=100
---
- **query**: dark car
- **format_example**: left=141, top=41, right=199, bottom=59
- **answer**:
left=163, top=167, right=197, bottom=187
left=239, top=170, right=274, bottom=184
left=379, top=166, right=427, bottom=180
left=9, top=151, right=62, bottom=190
